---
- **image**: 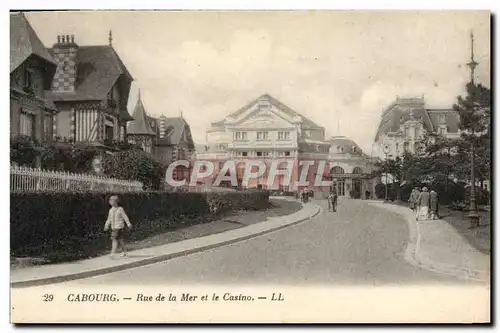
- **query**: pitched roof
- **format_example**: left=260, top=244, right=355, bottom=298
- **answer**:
left=212, top=94, right=322, bottom=129
left=48, top=45, right=133, bottom=102
left=10, top=12, right=57, bottom=77
left=149, top=116, right=194, bottom=147
left=427, top=109, right=460, bottom=133
left=127, top=93, right=156, bottom=136
left=328, top=136, right=364, bottom=155
left=374, top=97, right=435, bottom=142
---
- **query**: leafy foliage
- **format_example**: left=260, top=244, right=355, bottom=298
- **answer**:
left=10, top=135, right=39, bottom=167
left=453, top=83, right=491, bottom=183
left=10, top=190, right=270, bottom=261
left=102, top=149, right=165, bottom=190
left=372, top=82, right=491, bottom=206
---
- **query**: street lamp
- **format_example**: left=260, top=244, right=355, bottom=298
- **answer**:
left=466, top=30, right=480, bottom=229
left=383, top=144, right=390, bottom=202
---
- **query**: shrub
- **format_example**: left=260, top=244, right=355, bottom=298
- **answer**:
left=10, top=190, right=269, bottom=258
left=10, top=135, right=39, bottom=167
left=102, top=149, right=165, bottom=190
left=375, top=183, right=396, bottom=200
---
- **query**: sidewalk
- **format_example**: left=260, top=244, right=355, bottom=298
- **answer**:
left=439, top=206, right=490, bottom=255
left=11, top=197, right=321, bottom=287
left=368, top=201, right=490, bottom=282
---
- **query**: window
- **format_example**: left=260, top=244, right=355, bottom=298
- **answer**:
left=439, top=114, right=446, bottom=124
left=330, top=166, right=345, bottom=174
left=43, top=113, right=52, bottom=141
left=438, top=127, right=446, bottom=135
left=24, top=68, right=33, bottom=90
left=404, top=142, right=410, bottom=151
left=284, top=151, right=290, bottom=156
left=336, top=146, right=341, bottom=153
left=352, top=146, right=357, bottom=152
left=256, top=151, right=269, bottom=157
left=395, top=143, right=399, bottom=153
left=353, top=167, right=363, bottom=174
left=304, top=130, right=311, bottom=138
left=217, top=143, right=228, bottom=150
left=257, top=131, right=268, bottom=140
left=235, top=131, right=247, bottom=141
left=105, top=125, right=114, bottom=141
left=278, top=131, right=290, bottom=140
left=256, top=152, right=262, bottom=157
left=165, top=126, right=174, bottom=137
left=20, top=110, right=35, bottom=138
left=242, top=151, right=248, bottom=157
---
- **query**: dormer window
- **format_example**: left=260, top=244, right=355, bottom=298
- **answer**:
left=439, top=114, right=446, bottom=124
left=352, top=146, right=357, bottom=152
left=165, top=126, right=174, bottom=137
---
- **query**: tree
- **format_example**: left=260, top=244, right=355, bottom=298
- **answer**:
left=418, top=132, right=460, bottom=189
left=453, top=83, right=491, bottom=187
left=102, top=148, right=165, bottom=190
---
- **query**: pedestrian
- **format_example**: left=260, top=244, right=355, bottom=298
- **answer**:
left=104, top=195, right=133, bottom=259
left=411, top=187, right=421, bottom=213
left=416, top=187, right=430, bottom=221
left=328, top=186, right=338, bottom=212
left=430, top=189, right=439, bottom=220
left=408, top=187, right=418, bottom=211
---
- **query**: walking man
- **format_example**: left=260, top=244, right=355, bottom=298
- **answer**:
left=430, top=189, right=439, bottom=220
left=328, top=185, right=338, bottom=212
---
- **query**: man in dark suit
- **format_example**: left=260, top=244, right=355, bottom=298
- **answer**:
left=329, top=185, right=338, bottom=212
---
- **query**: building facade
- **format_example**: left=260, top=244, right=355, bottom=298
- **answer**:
left=373, top=96, right=460, bottom=159
left=10, top=13, right=58, bottom=143
left=47, top=32, right=134, bottom=148
left=196, top=94, right=376, bottom=198
left=126, top=92, right=195, bottom=181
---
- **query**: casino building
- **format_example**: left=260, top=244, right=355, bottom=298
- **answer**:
left=195, top=94, right=377, bottom=199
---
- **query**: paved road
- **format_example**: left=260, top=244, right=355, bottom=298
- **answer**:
left=66, top=199, right=475, bottom=285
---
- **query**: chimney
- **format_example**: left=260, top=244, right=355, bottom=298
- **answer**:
left=159, top=115, right=167, bottom=138
left=50, top=34, right=79, bottom=92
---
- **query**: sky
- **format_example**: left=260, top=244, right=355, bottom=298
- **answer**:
left=26, top=10, right=490, bottom=153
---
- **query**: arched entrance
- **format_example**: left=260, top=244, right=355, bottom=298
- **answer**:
left=330, top=166, right=345, bottom=196
left=351, top=167, right=363, bottom=199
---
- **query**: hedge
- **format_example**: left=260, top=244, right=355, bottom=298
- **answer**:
left=11, top=190, right=269, bottom=259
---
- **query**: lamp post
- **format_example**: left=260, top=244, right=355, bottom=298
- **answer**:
left=383, top=144, right=390, bottom=202
left=468, top=138, right=479, bottom=228
left=466, top=31, right=480, bottom=229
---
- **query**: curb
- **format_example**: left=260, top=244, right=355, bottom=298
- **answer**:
left=368, top=202, right=489, bottom=282
left=11, top=200, right=321, bottom=288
